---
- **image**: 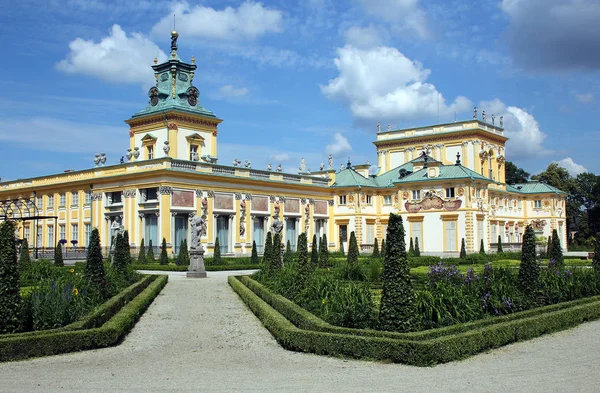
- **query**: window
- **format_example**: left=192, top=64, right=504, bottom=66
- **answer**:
left=477, top=220, right=484, bottom=247
left=412, top=190, right=421, bottom=200
left=36, top=196, right=43, bottom=210
left=48, top=225, right=54, bottom=247
left=445, top=187, right=455, bottom=198
left=383, top=195, right=392, bottom=205
left=492, top=223, right=498, bottom=244
left=24, top=226, right=30, bottom=242
left=253, top=217, right=265, bottom=253
left=72, top=224, right=78, bottom=241
left=189, top=144, right=199, bottom=161
left=476, top=189, right=481, bottom=198
left=85, top=224, right=92, bottom=247
left=411, top=222, right=422, bottom=252
left=366, top=223, right=374, bottom=244
left=445, top=221, right=457, bottom=252
left=108, top=191, right=123, bottom=205
left=59, top=225, right=66, bottom=242
left=48, top=195, right=54, bottom=209
left=37, top=226, right=42, bottom=248
left=85, top=191, right=92, bottom=204
left=142, top=188, right=158, bottom=202
left=534, top=200, right=542, bottom=209
left=366, top=195, right=372, bottom=204
left=71, top=192, right=79, bottom=206
left=147, top=145, right=154, bottom=160
left=59, top=193, right=66, bottom=207
left=339, top=195, right=347, bottom=205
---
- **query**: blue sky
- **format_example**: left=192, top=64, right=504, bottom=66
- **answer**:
left=1, top=0, right=599, bottom=181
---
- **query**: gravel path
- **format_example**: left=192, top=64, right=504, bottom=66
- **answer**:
left=1, top=270, right=599, bottom=392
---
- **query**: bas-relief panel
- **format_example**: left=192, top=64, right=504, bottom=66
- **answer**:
left=252, top=196, right=269, bottom=212
left=172, top=190, right=194, bottom=207
left=214, top=193, right=234, bottom=210
left=284, top=199, right=300, bottom=214
left=314, top=200, right=328, bottom=215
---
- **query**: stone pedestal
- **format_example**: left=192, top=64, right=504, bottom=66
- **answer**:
left=187, top=248, right=207, bottom=278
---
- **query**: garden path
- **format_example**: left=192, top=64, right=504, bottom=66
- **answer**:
left=1, top=270, right=599, bottom=393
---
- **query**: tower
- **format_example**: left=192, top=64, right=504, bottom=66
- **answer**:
left=125, top=31, right=222, bottom=162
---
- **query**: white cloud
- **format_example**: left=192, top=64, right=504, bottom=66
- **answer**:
left=574, top=92, right=594, bottom=103
left=56, top=25, right=167, bottom=84
left=214, top=85, right=249, bottom=99
left=271, top=153, right=290, bottom=162
left=321, top=45, right=471, bottom=127
left=0, top=117, right=125, bottom=155
left=343, top=26, right=385, bottom=49
left=152, top=1, right=283, bottom=41
left=555, top=157, right=587, bottom=176
left=326, top=133, right=352, bottom=156
left=357, top=0, right=430, bottom=39
left=479, top=99, right=551, bottom=160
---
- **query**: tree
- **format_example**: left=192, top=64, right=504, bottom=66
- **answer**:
left=381, top=239, right=386, bottom=259
left=460, top=238, right=467, bottom=259
left=372, top=238, right=380, bottom=258
left=263, top=232, right=273, bottom=269
left=271, top=233, right=282, bottom=272
left=213, top=237, right=222, bottom=265
left=146, top=239, right=155, bottom=263
left=378, top=213, right=416, bottom=332
left=19, top=237, right=32, bottom=271
left=574, top=172, right=600, bottom=236
left=347, top=231, right=359, bottom=268
left=251, top=241, right=259, bottom=265
left=551, top=229, right=564, bottom=268
left=138, top=238, right=146, bottom=265
left=311, top=234, right=319, bottom=267
left=296, top=232, right=311, bottom=288
left=414, top=237, right=421, bottom=257
left=497, top=235, right=503, bottom=253
left=518, top=225, right=540, bottom=295
left=318, top=233, right=329, bottom=268
left=0, top=221, right=21, bottom=334
left=54, top=242, right=64, bottom=267
left=408, top=237, right=414, bottom=257
left=479, top=239, right=486, bottom=254
left=84, top=228, right=109, bottom=299
left=593, top=237, right=600, bottom=274
left=546, top=235, right=552, bottom=259
left=113, top=232, right=128, bottom=274
left=123, top=230, right=131, bottom=265
left=159, top=238, right=169, bottom=265
left=177, top=239, right=190, bottom=266
left=505, top=161, right=530, bottom=184
left=339, top=233, right=345, bottom=256
left=284, top=240, right=293, bottom=266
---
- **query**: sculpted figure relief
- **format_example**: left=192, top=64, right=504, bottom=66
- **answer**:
left=190, top=215, right=206, bottom=250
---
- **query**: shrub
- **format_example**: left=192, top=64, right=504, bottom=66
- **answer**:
left=337, top=260, right=368, bottom=282
left=251, top=241, right=259, bottom=265
left=480, top=239, right=486, bottom=254
left=339, top=234, right=345, bottom=256
left=283, top=240, right=292, bottom=266
left=263, top=232, right=273, bottom=269
left=460, top=238, right=467, bottom=259
left=367, top=257, right=382, bottom=282
left=296, top=232, right=311, bottom=290
left=19, top=238, right=32, bottom=271
left=84, top=228, right=109, bottom=299
left=271, top=233, right=282, bottom=273
left=593, top=237, right=600, bottom=274
left=0, top=221, right=21, bottom=334
left=347, top=231, right=359, bottom=267
left=379, top=213, right=416, bottom=332
left=414, top=237, right=421, bottom=257
left=213, top=237, right=222, bottom=265
left=318, top=233, right=329, bottom=268
left=381, top=239, right=386, bottom=259
left=551, top=229, right=564, bottom=268
left=518, top=225, right=540, bottom=296
left=310, top=234, right=318, bottom=267
left=159, top=238, right=168, bottom=266
left=409, top=237, right=414, bottom=256
left=546, top=235, right=552, bottom=259
left=176, top=240, right=190, bottom=266
left=138, top=238, right=146, bottom=265
left=146, top=239, right=155, bottom=263
left=373, top=238, right=380, bottom=258
left=497, top=235, right=503, bottom=253
left=112, top=233, right=128, bottom=275
left=54, top=242, right=64, bottom=267
left=123, top=230, right=131, bottom=264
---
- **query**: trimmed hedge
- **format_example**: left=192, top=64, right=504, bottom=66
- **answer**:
left=132, top=263, right=258, bottom=272
left=230, top=275, right=600, bottom=366
left=0, top=274, right=167, bottom=362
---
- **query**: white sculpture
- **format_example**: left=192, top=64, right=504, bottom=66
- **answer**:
left=328, top=154, right=333, bottom=169
left=190, top=215, right=206, bottom=250
left=125, top=149, right=133, bottom=161
left=133, top=147, right=140, bottom=159
left=276, top=164, right=282, bottom=172
left=299, top=157, right=306, bottom=173
left=163, top=141, right=170, bottom=156
left=320, top=162, right=325, bottom=171
left=267, top=163, right=272, bottom=171
left=244, top=160, right=251, bottom=168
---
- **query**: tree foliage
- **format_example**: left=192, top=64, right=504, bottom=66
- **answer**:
left=213, top=237, right=222, bottom=265
left=414, top=237, right=421, bottom=257
left=409, top=237, right=414, bottom=256
left=497, top=235, right=503, bottom=253
left=251, top=240, right=259, bottom=265
left=318, top=233, right=329, bottom=267
left=479, top=239, right=486, bottom=255
left=177, top=239, right=190, bottom=266
left=19, top=237, right=32, bottom=270
left=372, top=238, right=380, bottom=258
left=84, top=228, right=109, bottom=299
left=593, top=237, right=600, bottom=274
left=311, top=234, right=319, bottom=267
left=551, top=229, right=564, bottom=268
left=263, top=232, right=273, bottom=269
left=54, top=242, right=64, bottom=267
left=518, top=225, right=540, bottom=295
left=146, top=239, right=155, bottom=263
left=159, top=238, right=169, bottom=265
left=270, top=233, right=282, bottom=273
left=138, top=238, right=146, bottom=265
left=347, top=231, right=359, bottom=268
left=460, top=238, right=467, bottom=259
left=284, top=240, right=293, bottom=266
left=378, top=213, right=416, bottom=332
left=296, top=232, right=311, bottom=288
left=0, top=221, right=21, bottom=334
left=113, top=232, right=128, bottom=274
left=381, top=238, right=386, bottom=259
left=505, top=161, right=530, bottom=184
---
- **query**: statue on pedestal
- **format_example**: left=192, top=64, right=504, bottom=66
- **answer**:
left=187, top=214, right=207, bottom=278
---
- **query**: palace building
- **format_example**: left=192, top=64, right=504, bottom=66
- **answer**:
left=0, top=32, right=567, bottom=257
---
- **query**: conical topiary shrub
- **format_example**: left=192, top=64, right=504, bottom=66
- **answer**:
left=460, top=238, right=467, bottom=259
left=54, top=242, right=64, bottom=267
left=339, top=233, right=345, bottom=256
left=159, top=238, right=169, bottom=265
left=518, top=225, right=540, bottom=295
left=123, top=230, right=131, bottom=265
left=284, top=240, right=293, bottom=266
left=19, top=237, right=32, bottom=271
left=271, top=233, right=282, bottom=273
left=311, top=234, right=319, bottom=267
left=296, top=232, right=311, bottom=289
left=479, top=239, right=486, bottom=254
left=378, top=213, right=416, bottom=332
left=0, top=221, right=21, bottom=334
left=546, top=235, right=552, bottom=260
left=213, top=237, right=222, bottom=265
left=414, top=237, right=421, bottom=257
left=318, top=233, right=329, bottom=267
left=593, top=237, right=600, bottom=274
left=146, top=239, right=155, bottom=264
left=113, top=232, right=128, bottom=275
left=497, top=235, right=503, bottom=253
left=262, top=232, right=273, bottom=270
left=408, top=237, right=414, bottom=257
left=381, top=238, right=386, bottom=259
left=176, top=240, right=190, bottom=266
left=347, top=231, right=359, bottom=268
left=373, top=238, right=380, bottom=258
left=551, top=229, right=563, bottom=268
left=251, top=241, right=259, bottom=264
left=84, top=228, right=109, bottom=299
left=138, top=238, right=146, bottom=265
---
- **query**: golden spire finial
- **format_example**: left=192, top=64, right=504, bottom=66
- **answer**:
left=154, top=57, right=158, bottom=64
left=191, top=56, right=195, bottom=64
